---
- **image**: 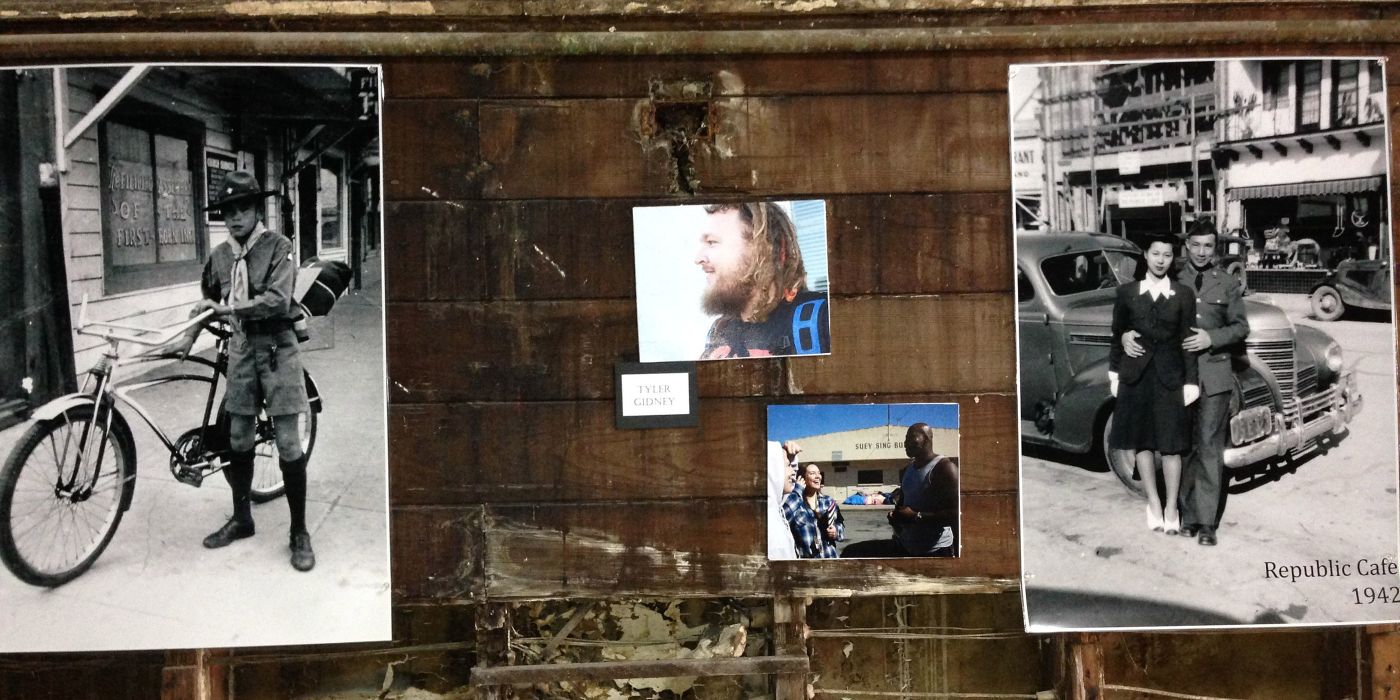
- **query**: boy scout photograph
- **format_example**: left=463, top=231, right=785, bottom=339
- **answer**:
left=767, top=403, right=961, bottom=561
left=0, top=63, right=390, bottom=651
left=1012, top=58, right=1400, bottom=631
left=634, top=200, right=831, bottom=362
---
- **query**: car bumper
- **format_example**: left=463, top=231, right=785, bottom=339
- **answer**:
left=1224, top=370, right=1361, bottom=468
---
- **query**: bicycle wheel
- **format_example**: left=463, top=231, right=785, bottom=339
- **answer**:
left=0, top=405, right=135, bottom=587
left=249, top=409, right=316, bottom=504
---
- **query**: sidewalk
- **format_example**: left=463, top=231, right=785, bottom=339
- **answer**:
left=0, top=260, right=391, bottom=652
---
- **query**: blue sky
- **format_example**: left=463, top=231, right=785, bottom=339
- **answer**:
left=767, top=403, right=960, bottom=442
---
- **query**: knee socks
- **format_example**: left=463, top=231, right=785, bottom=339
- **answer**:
left=226, top=450, right=255, bottom=523
left=280, top=455, right=308, bottom=534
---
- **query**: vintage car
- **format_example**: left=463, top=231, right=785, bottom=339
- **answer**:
left=1016, top=231, right=1362, bottom=496
left=1310, top=258, right=1392, bottom=321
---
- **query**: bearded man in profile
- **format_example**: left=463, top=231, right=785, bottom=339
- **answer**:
left=692, top=203, right=830, bottom=359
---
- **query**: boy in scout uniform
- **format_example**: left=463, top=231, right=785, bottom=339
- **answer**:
left=185, top=171, right=315, bottom=571
left=1124, top=220, right=1249, bottom=546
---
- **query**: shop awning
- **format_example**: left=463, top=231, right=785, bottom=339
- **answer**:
left=1227, top=176, right=1383, bottom=201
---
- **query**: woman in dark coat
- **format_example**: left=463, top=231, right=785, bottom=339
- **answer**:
left=1108, top=234, right=1200, bottom=534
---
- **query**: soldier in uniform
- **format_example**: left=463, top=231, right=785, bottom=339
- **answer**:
left=693, top=203, right=830, bottom=359
left=1124, top=221, right=1249, bottom=546
left=182, top=170, right=316, bottom=571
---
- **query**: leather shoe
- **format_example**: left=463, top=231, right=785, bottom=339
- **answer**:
left=290, top=531, right=316, bottom=572
left=203, top=518, right=255, bottom=549
left=1180, top=524, right=1200, bottom=538
left=1198, top=530, right=1218, bottom=546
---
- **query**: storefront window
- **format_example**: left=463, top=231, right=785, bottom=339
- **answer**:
left=1332, top=61, right=1360, bottom=127
left=318, top=156, right=343, bottom=250
left=100, top=113, right=203, bottom=295
left=1297, top=61, right=1322, bottom=131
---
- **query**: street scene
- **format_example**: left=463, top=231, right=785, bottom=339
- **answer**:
left=1012, top=58, right=1398, bottom=630
left=0, top=268, right=389, bottom=651
left=0, top=64, right=389, bottom=651
left=1022, top=293, right=1399, bottom=629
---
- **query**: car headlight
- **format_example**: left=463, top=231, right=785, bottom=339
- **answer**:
left=1325, top=340, right=1344, bottom=373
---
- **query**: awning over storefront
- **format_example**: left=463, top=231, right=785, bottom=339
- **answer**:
left=1227, top=176, right=1383, bottom=200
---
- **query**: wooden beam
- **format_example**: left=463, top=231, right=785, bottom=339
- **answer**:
left=160, top=650, right=228, bottom=700
left=773, top=597, right=810, bottom=700
left=470, top=655, right=810, bottom=685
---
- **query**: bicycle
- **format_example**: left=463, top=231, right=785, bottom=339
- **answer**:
left=0, top=299, right=322, bottom=587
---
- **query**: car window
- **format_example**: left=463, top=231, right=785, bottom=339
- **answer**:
left=1040, top=250, right=1141, bottom=296
left=1017, top=268, right=1034, bottom=303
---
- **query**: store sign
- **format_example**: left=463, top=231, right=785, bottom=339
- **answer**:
left=1012, top=136, right=1043, bottom=191
left=104, top=124, right=198, bottom=267
left=205, top=150, right=239, bottom=222
left=1118, top=151, right=1142, bottom=175
left=1118, top=188, right=1166, bottom=208
left=615, top=361, right=698, bottom=429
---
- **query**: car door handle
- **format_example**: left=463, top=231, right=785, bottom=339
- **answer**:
left=1025, top=313, right=1048, bottom=325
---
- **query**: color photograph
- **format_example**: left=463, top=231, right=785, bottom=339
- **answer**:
left=767, top=403, right=961, bottom=561
left=1012, top=57, right=1400, bottom=631
left=0, top=63, right=390, bottom=651
left=634, top=200, right=831, bottom=362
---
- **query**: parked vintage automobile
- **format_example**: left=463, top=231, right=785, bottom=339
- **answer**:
left=1016, top=231, right=1362, bottom=496
left=1310, top=258, right=1392, bottom=321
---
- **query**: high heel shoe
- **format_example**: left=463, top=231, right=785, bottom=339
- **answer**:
left=1145, top=504, right=1164, bottom=532
left=1163, top=511, right=1181, bottom=536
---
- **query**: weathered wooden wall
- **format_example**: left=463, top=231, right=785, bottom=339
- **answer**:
left=2, top=2, right=1399, bottom=698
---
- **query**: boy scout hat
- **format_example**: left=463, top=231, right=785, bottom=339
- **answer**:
left=205, top=170, right=277, bottom=211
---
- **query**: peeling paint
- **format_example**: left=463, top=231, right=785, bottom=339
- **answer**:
left=57, top=9, right=138, bottom=18
left=531, top=243, right=568, bottom=279
left=775, top=0, right=839, bottom=10
left=223, top=0, right=436, bottom=16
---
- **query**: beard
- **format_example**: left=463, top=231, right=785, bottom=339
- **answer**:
left=701, top=271, right=754, bottom=318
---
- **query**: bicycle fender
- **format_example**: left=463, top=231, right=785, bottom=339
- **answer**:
left=28, top=394, right=139, bottom=512
left=30, top=393, right=98, bottom=422
left=304, top=370, right=323, bottom=413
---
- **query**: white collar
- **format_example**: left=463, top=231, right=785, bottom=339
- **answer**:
left=1139, top=274, right=1174, bottom=301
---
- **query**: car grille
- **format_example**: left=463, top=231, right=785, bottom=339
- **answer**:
left=1248, top=339, right=1295, bottom=404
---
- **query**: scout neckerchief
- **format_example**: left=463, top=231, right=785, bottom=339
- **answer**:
left=227, top=222, right=267, bottom=335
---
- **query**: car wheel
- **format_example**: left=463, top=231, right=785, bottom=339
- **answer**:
left=1101, top=410, right=1146, bottom=498
left=1311, top=285, right=1345, bottom=321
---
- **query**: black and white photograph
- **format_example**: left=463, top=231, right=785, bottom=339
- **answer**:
left=633, top=200, right=831, bottom=362
left=767, top=403, right=961, bottom=560
left=0, top=63, right=390, bottom=651
left=1012, top=58, right=1400, bottom=630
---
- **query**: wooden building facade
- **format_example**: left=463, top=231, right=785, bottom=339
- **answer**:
left=0, top=2, right=1398, bottom=698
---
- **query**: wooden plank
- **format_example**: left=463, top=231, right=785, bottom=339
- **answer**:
left=476, top=94, right=1008, bottom=199
left=0, top=653, right=165, bottom=699
left=390, top=506, right=484, bottom=603
left=1367, top=626, right=1400, bottom=700
left=382, top=200, right=487, bottom=302
left=788, top=294, right=1015, bottom=395
left=382, top=99, right=480, bottom=202
left=478, top=99, right=675, bottom=199
left=773, top=493, right=1020, bottom=596
left=160, top=650, right=228, bottom=700
left=471, top=655, right=808, bottom=685
left=695, top=94, right=1007, bottom=196
left=386, top=295, right=1010, bottom=402
left=773, top=598, right=809, bottom=700
left=479, top=493, right=1016, bottom=600
left=378, top=194, right=1012, bottom=303
left=387, top=46, right=1399, bottom=100
left=388, top=393, right=1017, bottom=506
left=830, top=193, right=1012, bottom=296
left=384, top=298, right=783, bottom=402
left=230, top=644, right=474, bottom=700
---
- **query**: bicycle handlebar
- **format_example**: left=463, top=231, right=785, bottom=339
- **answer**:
left=75, top=294, right=217, bottom=347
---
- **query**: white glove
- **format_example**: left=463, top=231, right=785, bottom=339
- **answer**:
left=1109, top=371, right=1119, bottom=398
left=1184, top=384, right=1201, bottom=406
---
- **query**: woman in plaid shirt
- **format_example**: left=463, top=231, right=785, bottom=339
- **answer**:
left=780, top=464, right=845, bottom=558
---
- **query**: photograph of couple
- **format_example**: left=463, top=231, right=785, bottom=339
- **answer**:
left=1014, top=57, right=1400, bottom=631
